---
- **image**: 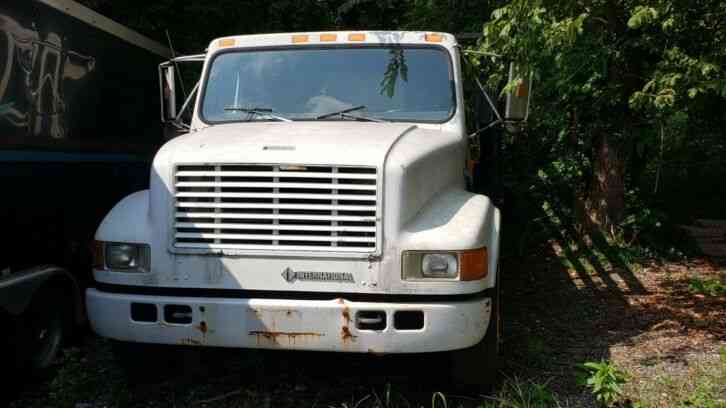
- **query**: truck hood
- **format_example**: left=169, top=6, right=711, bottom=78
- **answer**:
left=158, top=121, right=428, bottom=167
left=139, top=120, right=466, bottom=292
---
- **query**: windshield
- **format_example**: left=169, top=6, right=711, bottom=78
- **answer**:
left=200, top=46, right=455, bottom=123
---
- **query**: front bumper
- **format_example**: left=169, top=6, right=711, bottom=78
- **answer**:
left=86, top=288, right=491, bottom=353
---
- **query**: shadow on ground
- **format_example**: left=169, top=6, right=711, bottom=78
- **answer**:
left=499, top=191, right=725, bottom=405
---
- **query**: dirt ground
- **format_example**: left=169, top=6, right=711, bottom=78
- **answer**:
left=4, top=224, right=725, bottom=408
left=503, top=243, right=725, bottom=406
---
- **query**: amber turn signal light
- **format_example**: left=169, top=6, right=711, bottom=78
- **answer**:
left=92, top=240, right=105, bottom=269
left=459, top=247, right=488, bottom=281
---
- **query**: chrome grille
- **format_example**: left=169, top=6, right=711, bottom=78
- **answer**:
left=173, top=164, right=378, bottom=252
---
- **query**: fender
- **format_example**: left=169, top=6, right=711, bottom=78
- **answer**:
left=96, top=190, right=152, bottom=244
left=0, top=265, right=83, bottom=324
left=397, top=188, right=501, bottom=289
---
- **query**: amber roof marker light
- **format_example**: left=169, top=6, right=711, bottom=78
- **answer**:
left=425, top=33, right=443, bottom=43
left=292, top=34, right=309, bottom=43
left=218, top=38, right=236, bottom=47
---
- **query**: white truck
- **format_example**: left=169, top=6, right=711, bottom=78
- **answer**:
left=86, top=31, right=526, bottom=389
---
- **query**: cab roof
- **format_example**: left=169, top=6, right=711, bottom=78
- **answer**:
left=207, top=31, right=457, bottom=53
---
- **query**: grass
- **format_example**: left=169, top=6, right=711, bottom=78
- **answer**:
left=489, top=378, right=563, bottom=408
left=623, top=350, right=726, bottom=408
left=17, top=339, right=722, bottom=408
left=10, top=342, right=572, bottom=408
left=524, top=337, right=554, bottom=369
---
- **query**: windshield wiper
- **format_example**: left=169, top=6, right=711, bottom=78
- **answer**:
left=340, top=112, right=388, bottom=123
left=224, top=106, right=292, bottom=122
left=315, top=105, right=388, bottom=122
left=315, top=105, right=366, bottom=120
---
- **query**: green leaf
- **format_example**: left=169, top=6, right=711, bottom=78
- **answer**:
left=628, top=6, right=658, bottom=29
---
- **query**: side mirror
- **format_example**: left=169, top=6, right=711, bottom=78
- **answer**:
left=158, top=54, right=205, bottom=138
left=159, top=63, right=176, bottom=122
left=473, top=77, right=495, bottom=130
left=504, top=63, right=532, bottom=122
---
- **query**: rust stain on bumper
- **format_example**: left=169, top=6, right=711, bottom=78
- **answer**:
left=342, top=306, right=351, bottom=324
left=248, top=330, right=322, bottom=345
left=179, top=338, right=202, bottom=346
left=338, top=298, right=357, bottom=343
left=249, top=330, right=321, bottom=338
left=341, top=326, right=357, bottom=342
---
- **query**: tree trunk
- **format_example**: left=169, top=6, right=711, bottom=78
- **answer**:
left=583, top=132, right=625, bottom=237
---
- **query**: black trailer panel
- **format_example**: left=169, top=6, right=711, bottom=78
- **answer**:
left=0, top=0, right=168, bottom=375
left=1, top=0, right=167, bottom=274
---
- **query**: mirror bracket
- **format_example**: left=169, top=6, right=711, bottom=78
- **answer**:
left=158, top=62, right=176, bottom=123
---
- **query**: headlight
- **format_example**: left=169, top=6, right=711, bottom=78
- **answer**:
left=422, top=253, right=458, bottom=278
left=99, top=242, right=150, bottom=272
left=402, top=247, right=488, bottom=281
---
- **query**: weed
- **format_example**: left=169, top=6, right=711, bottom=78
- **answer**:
left=494, top=377, right=562, bottom=408
left=623, top=352, right=726, bottom=408
left=525, top=337, right=552, bottom=368
left=678, top=372, right=726, bottom=408
left=676, top=352, right=726, bottom=408
left=689, top=278, right=726, bottom=296
left=580, top=360, right=628, bottom=407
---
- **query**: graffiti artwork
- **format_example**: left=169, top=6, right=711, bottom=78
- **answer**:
left=0, top=13, right=95, bottom=140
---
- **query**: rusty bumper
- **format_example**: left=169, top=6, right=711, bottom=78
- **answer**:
left=86, top=288, right=491, bottom=353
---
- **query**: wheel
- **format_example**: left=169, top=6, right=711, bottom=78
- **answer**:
left=20, top=288, right=66, bottom=377
left=447, top=278, right=501, bottom=393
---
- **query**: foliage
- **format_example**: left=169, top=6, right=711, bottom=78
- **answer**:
left=689, top=278, right=726, bottom=297
left=580, top=360, right=628, bottom=407
left=401, top=0, right=496, bottom=32
left=475, top=0, right=726, bottom=245
left=380, top=49, right=408, bottom=98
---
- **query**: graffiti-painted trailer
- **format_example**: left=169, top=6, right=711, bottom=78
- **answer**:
left=0, top=0, right=169, bottom=375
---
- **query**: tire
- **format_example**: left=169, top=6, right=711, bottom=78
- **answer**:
left=21, top=288, right=66, bottom=377
left=447, top=277, right=501, bottom=393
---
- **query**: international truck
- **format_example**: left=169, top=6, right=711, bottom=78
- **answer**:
left=87, top=31, right=528, bottom=389
left=0, top=0, right=169, bottom=376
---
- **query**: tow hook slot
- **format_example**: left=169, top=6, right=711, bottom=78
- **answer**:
left=394, top=311, right=424, bottom=330
left=356, top=310, right=386, bottom=331
left=130, top=303, right=158, bottom=322
left=164, top=305, right=193, bottom=324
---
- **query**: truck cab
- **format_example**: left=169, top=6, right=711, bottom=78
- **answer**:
left=86, top=31, right=503, bottom=388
